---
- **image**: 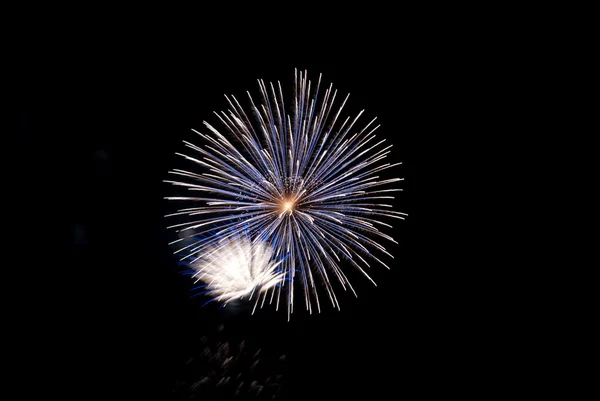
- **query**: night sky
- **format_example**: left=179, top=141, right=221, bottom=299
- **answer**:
left=22, top=47, right=481, bottom=399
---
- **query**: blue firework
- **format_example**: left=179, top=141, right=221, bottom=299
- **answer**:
left=166, top=69, right=406, bottom=318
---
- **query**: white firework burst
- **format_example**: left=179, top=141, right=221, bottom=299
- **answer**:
left=191, top=236, right=285, bottom=311
left=166, top=69, right=406, bottom=318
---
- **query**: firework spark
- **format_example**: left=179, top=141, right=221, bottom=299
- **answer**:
left=173, top=324, right=286, bottom=399
left=166, top=69, right=406, bottom=318
left=190, top=236, right=286, bottom=311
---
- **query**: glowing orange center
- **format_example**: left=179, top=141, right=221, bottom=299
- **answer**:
left=282, top=199, right=294, bottom=213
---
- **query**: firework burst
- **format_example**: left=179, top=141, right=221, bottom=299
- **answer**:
left=166, top=69, right=406, bottom=318
left=190, top=236, right=286, bottom=312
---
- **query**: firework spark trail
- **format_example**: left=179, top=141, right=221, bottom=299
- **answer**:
left=166, top=70, right=406, bottom=319
left=189, top=236, right=286, bottom=313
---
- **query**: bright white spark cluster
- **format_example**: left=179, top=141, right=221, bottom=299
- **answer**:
left=166, top=69, right=406, bottom=318
left=191, top=237, right=285, bottom=311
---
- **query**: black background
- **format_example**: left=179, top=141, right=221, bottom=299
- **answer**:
left=21, top=35, right=492, bottom=399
